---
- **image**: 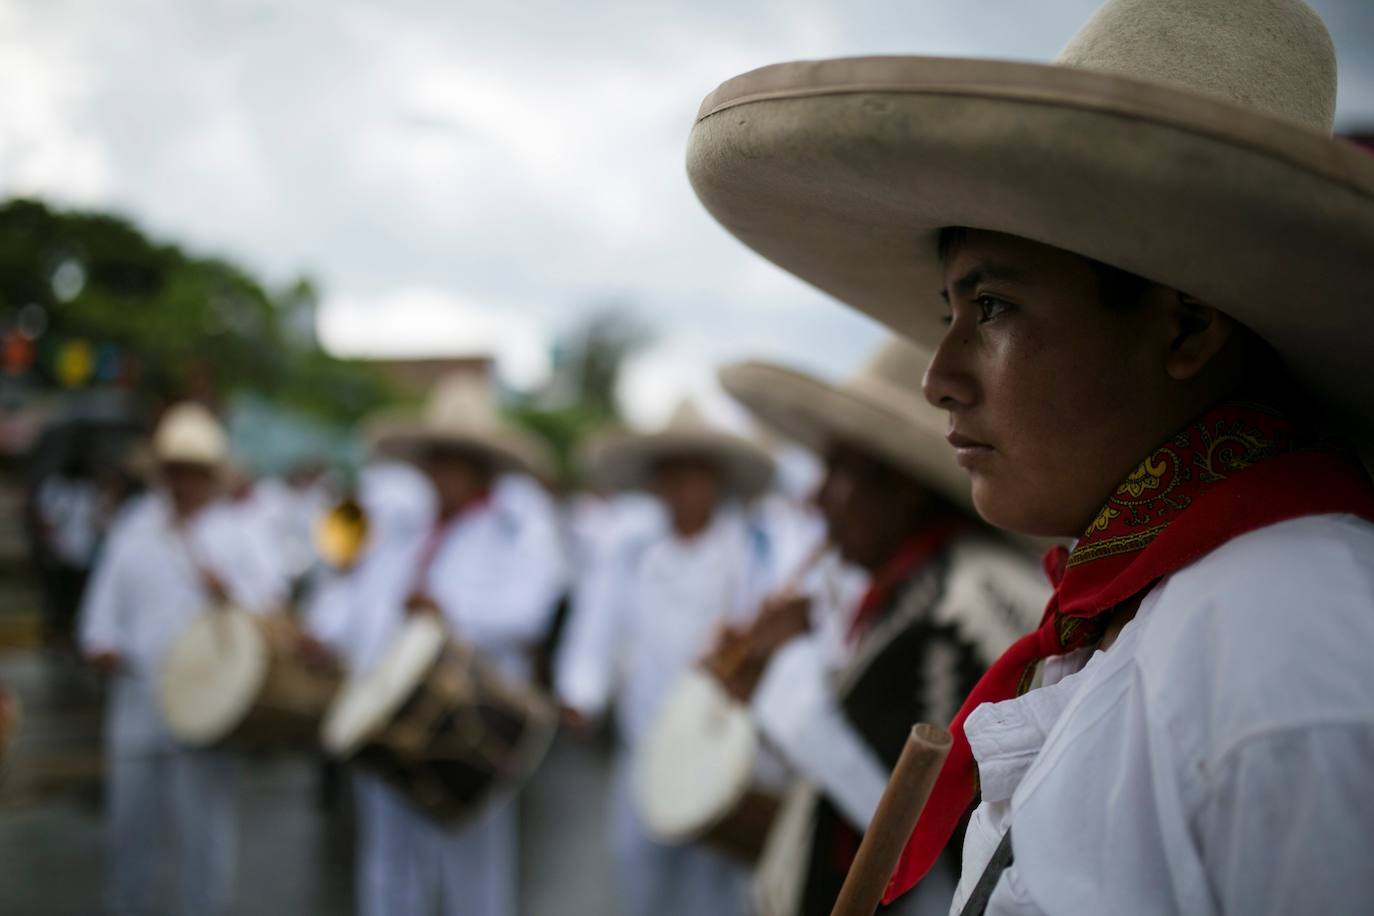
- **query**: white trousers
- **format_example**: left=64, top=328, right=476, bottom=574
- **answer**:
left=106, top=746, right=241, bottom=916
left=610, top=752, right=753, bottom=916
left=354, top=772, right=518, bottom=916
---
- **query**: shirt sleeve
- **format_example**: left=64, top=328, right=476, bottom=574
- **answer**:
left=227, top=513, right=290, bottom=613
left=301, top=568, right=355, bottom=653
left=554, top=536, right=636, bottom=719
left=77, top=525, right=128, bottom=656
left=751, top=634, right=891, bottom=831
left=1193, top=721, right=1374, bottom=916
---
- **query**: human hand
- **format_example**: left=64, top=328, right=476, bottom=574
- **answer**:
left=202, top=572, right=231, bottom=606
left=87, top=650, right=123, bottom=675
left=405, top=592, right=441, bottom=617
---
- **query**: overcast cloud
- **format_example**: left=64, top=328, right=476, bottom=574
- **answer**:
left=2, top=0, right=1370, bottom=426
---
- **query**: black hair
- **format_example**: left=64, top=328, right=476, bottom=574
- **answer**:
left=937, top=226, right=1155, bottom=311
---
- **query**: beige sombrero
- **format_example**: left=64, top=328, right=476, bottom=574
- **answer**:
left=366, top=374, right=552, bottom=479
left=587, top=399, right=775, bottom=499
left=720, top=337, right=970, bottom=511
left=688, top=0, right=1374, bottom=439
left=152, top=402, right=229, bottom=469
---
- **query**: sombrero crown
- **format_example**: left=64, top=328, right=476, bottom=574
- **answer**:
left=720, top=337, right=970, bottom=509
left=152, top=402, right=228, bottom=467
left=367, top=374, right=552, bottom=478
left=587, top=398, right=775, bottom=499
left=689, top=0, right=1374, bottom=439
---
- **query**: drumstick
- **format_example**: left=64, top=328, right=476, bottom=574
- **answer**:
left=830, top=723, right=952, bottom=916
left=713, top=536, right=833, bottom=681
left=779, top=535, right=834, bottom=597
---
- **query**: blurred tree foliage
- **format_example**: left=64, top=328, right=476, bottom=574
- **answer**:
left=554, top=305, right=653, bottom=419
left=507, top=303, right=652, bottom=486
left=0, top=198, right=394, bottom=422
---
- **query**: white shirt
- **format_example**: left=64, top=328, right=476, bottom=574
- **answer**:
left=952, top=514, right=1374, bottom=916
left=249, top=476, right=333, bottom=582
left=303, top=461, right=437, bottom=658
left=753, top=536, right=1043, bottom=834
left=37, top=475, right=101, bottom=566
left=556, top=505, right=778, bottom=746
left=340, top=474, right=567, bottom=681
left=77, top=492, right=286, bottom=750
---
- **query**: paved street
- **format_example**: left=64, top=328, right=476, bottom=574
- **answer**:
left=0, top=649, right=623, bottom=916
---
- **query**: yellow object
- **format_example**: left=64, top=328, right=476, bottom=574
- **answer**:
left=56, top=339, right=95, bottom=388
left=316, top=498, right=370, bottom=570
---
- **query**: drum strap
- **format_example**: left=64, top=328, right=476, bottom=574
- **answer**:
left=174, top=521, right=229, bottom=606
left=958, top=828, right=1013, bottom=916
left=409, top=523, right=450, bottom=595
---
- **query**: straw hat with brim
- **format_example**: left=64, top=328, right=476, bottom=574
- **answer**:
left=688, top=0, right=1374, bottom=441
left=588, top=400, right=775, bottom=499
left=720, top=337, right=970, bottom=512
left=152, top=402, right=228, bottom=468
left=366, top=376, right=552, bottom=480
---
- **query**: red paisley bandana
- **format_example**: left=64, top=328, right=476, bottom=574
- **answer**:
left=884, top=401, right=1374, bottom=903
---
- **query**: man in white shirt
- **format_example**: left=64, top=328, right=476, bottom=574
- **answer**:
left=714, top=338, right=1046, bottom=916
left=33, top=449, right=101, bottom=644
left=79, top=402, right=284, bottom=916
left=336, top=376, right=566, bottom=916
left=557, top=400, right=780, bottom=916
left=686, top=1, right=1374, bottom=912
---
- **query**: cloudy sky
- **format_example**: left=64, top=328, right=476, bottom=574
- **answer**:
left=2, top=0, right=1371, bottom=427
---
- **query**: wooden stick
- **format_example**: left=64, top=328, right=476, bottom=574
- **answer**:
left=830, top=723, right=952, bottom=916
left=713, top=537, right=833, bottom=682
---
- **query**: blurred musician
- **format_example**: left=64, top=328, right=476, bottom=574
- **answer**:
left=325, top=376, right=565, bottom=916
left=77, top=402, right=285, bottom=916
left=555, top=400, right=784, bottom=916
left=716, top=339, right=1047, bottom=916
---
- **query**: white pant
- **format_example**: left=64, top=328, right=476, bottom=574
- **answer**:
left=354, top=772, right=518, bottom=916
left=610, top=753, right=753, bottom=916
left=106, top=747, right=240, bottom=916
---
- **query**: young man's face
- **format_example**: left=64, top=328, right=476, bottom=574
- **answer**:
left=818, top=442, right=935, bottom=571
left=923, top=230, right=1195, bottom=539
left=421, top=449, right=491, bottom=518
left=162, top=462, right=219, bottom=518
left=652, top=457, right=723, bottom=537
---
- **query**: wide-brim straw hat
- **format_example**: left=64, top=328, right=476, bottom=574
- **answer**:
left=151, top=402, right=228, bottom=469
left=688, top=0, right=1374, bottom=440
left=366, top=375, right=552, bottom=479
left=720, top=337, right=970, bottom=511
left=587, top=400, right=775, bottom=499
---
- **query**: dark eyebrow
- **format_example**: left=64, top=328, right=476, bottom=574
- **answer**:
left=940, top=263, right=1031, bottom=302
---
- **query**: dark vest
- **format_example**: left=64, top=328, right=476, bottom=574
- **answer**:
left=798, top=546, right=987, bottom=915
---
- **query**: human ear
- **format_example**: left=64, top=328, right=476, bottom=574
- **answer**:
left=1165, top=293, right=1235, bottom=381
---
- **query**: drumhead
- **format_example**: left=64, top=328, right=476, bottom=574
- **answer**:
left=321, top=614, right=446, bottom=756
left=633, top=668, right=757, bottom=842
left=159, top=608, right=268, bottom=746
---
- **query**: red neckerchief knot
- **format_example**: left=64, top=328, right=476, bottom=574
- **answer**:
left=883, top=401, right=1374, bottom=903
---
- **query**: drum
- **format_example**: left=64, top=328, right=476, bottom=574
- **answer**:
left=159, top=609, right=343, bottom=751
left=321, top=615, right=557, bottom=825
left=633, top=668, right=784, bottom=864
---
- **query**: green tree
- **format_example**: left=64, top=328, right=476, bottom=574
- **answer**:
left=0, top=198, right=392, bottom=423
left=506, top=303, right=652, bottom=486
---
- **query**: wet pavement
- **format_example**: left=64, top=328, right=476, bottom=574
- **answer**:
left=0, top=650, right=623, bottom=916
